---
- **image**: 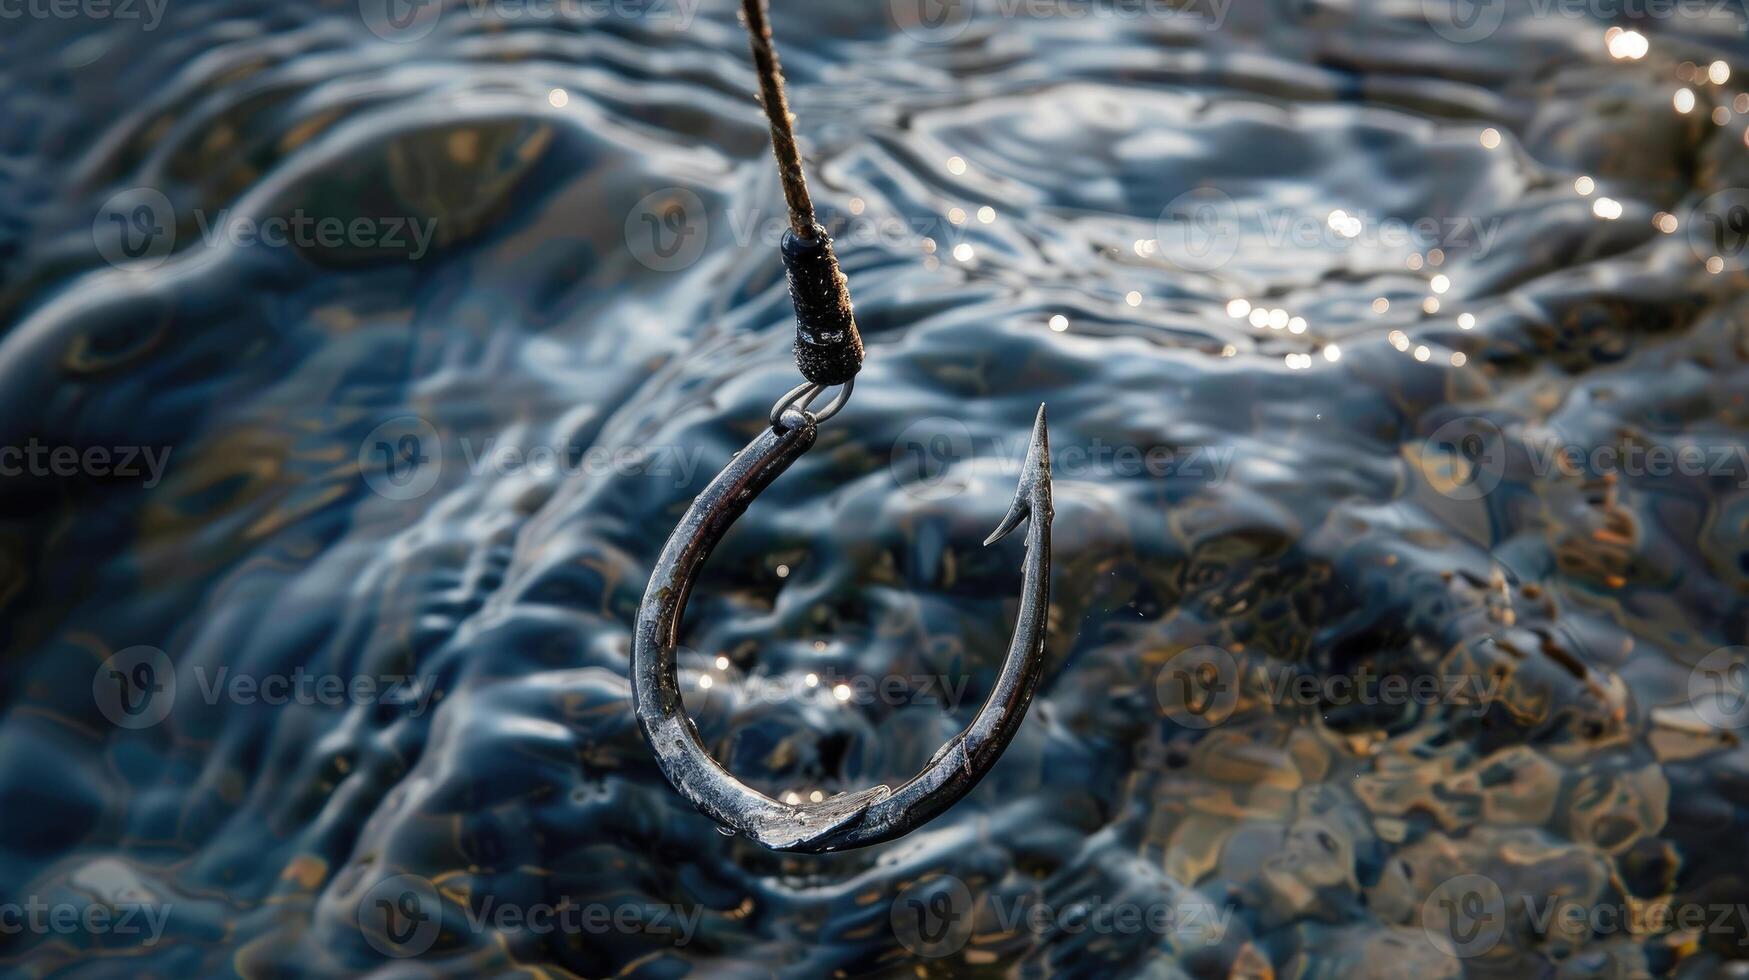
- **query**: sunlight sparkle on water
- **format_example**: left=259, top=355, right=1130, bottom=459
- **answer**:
left=1604, top=28, right=1648, bottom=61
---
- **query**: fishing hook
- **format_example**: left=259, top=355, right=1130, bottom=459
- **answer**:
left=631, top=400, right=1052, bottom=852
left=628, top=0, right=1052, bottom=851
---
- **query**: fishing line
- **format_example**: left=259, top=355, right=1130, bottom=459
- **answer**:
left=739, top=0, right=864, bottom=392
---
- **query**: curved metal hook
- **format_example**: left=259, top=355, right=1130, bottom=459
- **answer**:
left=632, top=405, right=1053, bottom=852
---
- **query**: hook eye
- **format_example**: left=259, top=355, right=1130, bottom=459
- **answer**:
left=769, top=378, right=855, bottom=429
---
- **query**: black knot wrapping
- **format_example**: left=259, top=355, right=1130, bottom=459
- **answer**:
left=781, top=224, right=863, bottom=386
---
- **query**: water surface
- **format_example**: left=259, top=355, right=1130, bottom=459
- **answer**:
left=3, top=0, right=1749, bottom=975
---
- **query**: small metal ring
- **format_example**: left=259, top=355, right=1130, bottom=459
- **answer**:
left=769, top=378, right=854, bottom=428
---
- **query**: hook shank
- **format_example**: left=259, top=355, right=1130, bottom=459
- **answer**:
left=632, top=405, right=1053, bottom=852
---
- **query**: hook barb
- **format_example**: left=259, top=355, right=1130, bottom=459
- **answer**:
left=984, top=403, right=1050, bottom=546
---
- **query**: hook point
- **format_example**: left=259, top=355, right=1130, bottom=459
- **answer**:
left=983, top=404, right=1051, bottom=546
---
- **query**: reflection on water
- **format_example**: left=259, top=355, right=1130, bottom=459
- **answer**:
left=2, top=0, right=1749, bottom=975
